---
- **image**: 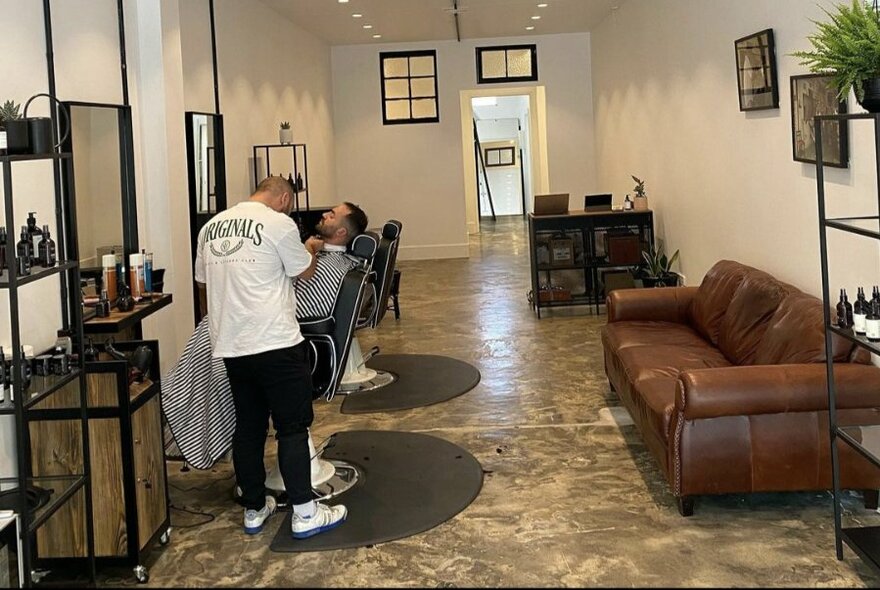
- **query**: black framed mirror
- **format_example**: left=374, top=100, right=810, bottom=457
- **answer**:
left=185, top=111, right=227, bottom=324
left=61, top=101, right=138, bottom=275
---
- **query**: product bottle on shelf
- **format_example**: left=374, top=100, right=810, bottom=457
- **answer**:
left=296, top=172, right=304, bottom=192
left=0, top=226, right=6, bottom=273
left=844, top=289, right=854, bottom=327
left=129, top=253, right=145, bottom=301
left=624, top=195, right=633, bottom=211
left=868, top=298, right=880, bottom=343
left=837, top=289, right=851, bottom=329
left=38, top=224, right=56, bottom=267
left=101, top=254, right=117, bottom=302
left=16, top=225, right=31, bottom=276
left=873, top=286, right=880, bottom=310
left=287, top=172, right=295, bottom=190
left=143, top=250, right=153, bottom=300
left=854, top=287, right=868, bottom=335
left=25, top=212, right=42, bottom=265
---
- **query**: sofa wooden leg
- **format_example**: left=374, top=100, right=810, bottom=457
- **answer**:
left=864, top=489, right=879, bottom=510
left=677, top=496, right=694, bottom=517
left=608, top=380, right=616, bottom=393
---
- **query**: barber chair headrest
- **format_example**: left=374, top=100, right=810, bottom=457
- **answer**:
left=382, top=220, right=402, bottom=240
left=349, top=232, right=379, bottom=261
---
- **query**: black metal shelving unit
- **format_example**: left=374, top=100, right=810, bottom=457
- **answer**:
left=817, top=112, right=880, bottom=574
left=252, top=142, right=310, bottom=213
left=1, top=152, right=96, bottom=586
left=527, top=209, right=654, bottom=318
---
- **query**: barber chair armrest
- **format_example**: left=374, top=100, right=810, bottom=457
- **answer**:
left=300, top=316, right=335, bottom=336
left=606, top=286, right=697, bottom=324
left=675, top=363, right=880, bottom=420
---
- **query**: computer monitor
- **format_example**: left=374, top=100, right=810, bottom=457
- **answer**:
left=584, top=193, right=613, bottom=212
left=533, top=193, right=570, bottom=216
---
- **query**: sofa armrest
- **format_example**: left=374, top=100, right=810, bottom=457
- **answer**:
left=606, top=286, right=698, bottom=324
left=675, top=363, right=880, bottom=420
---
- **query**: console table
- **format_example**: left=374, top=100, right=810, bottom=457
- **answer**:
left=528, top=210, right=654, bottom=318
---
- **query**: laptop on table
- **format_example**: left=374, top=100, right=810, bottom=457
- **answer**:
left=533, top=193, right=570, bottom=216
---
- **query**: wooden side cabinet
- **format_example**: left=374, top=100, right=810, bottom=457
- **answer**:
left=32, top=340, right=169, bottom=583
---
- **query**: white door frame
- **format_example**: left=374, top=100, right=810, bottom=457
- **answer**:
left=459, top=86, right=550, bottom=234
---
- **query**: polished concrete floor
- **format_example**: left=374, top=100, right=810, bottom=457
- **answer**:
left=103, top=216, right=880, bottom=587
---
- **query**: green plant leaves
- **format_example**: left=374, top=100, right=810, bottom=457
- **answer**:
left=791, top=0, right=880, bottom=100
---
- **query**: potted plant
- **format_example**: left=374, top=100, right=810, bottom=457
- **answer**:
left=631, top=175, right=648, bottom=210
left=641, top=240, right=680, bottom=288
left=791, top=0, right=880, bottom=113
left=279, top=121, right=292, bottom=145
left=0, top=100, right=21, bottom=155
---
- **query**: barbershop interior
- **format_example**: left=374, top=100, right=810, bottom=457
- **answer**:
left=3, top=0, right=880, bottom=587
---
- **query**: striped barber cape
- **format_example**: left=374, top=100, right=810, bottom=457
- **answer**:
left=161, top=317, right=235, bottom=470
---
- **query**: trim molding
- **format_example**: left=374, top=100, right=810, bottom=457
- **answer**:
left=398, top=243, right=469, bottom=261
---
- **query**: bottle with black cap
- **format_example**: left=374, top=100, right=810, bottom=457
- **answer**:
left=837, top=289, right=851, bottom=329
left=868, top=297, right=880, bottom=343
left=38, top=224, right=56, bottom=267
left=854, top=287, right=868, bottom=335
left=16, top=225, right=31, bottom=276
left=844, top=289, right=854, bottom=327
left=0, top=226, right=6, bottom=273
left=25, top=212, right=42, bottom=265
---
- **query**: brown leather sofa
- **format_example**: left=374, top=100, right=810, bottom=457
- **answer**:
left=602, top=260, right=880, bottom=516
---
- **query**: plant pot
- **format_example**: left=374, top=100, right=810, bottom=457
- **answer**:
left=642, top=273, right=678, bottom=288
left=5, top=119, right=30, bottom=154
left=279, top=128, right=293, bottom=144
left=858, top=78, right=880, bottom=113
left=0, top=129, right=6, bottom=153
left=633, top=196, right=648, bottom=211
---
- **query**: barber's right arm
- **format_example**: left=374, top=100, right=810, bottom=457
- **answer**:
left=278, top=227, right=318, bottom=279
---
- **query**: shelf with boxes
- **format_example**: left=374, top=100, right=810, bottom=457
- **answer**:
left=527, top=209, right=654, bottom=318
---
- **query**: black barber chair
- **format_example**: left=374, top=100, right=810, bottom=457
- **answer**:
left=262, top=231, right=378, bottom=501
left=337, top=220, right=403, bottom=393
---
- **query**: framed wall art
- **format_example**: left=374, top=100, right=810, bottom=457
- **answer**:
left=734, top=29, right=779, bottom=111
left=790, top=73, right=849, bottom=168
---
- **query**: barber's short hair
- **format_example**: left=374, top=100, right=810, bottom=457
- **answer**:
left=341, top=202, right=369, bottom=238
left=255, top=175, right=294, bottom=198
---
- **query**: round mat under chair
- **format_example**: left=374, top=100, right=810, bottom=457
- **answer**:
left=268, top=430, right=483, bottom=552
left=339, top=354, right=481, bottom=414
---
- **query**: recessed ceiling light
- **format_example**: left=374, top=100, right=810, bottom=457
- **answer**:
left=473, top=96, right=498, bottom=107
left=363, top=24, right=373, bottom=29
left=531, top=15, right=541, bottom=20
left=526, top=26, right=535, bottom=30
left=537, top=3, right=548, bottom=6
left=373, top=34, right=382, bottom=38
left=352, top=13, right=363, bottom=18
left=338, top=0, right=349, bottom=3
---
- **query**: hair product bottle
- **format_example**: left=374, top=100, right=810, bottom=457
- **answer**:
left=854, top=287, right=868, bottom=335
left=129, top=253, right=145, bottom=301
left=16, top=225, right=31, bottom=276
left=38, top=224, right=56, bottom=267
left=102, top=254, right=117, bottom=302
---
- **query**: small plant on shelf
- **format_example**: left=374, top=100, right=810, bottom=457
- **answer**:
left=279, top=121, right=293, bottom=145
left=280, top=121, right=290, bottom=129
left=0, top=100, right=21, bottom=126
left=641, top=240, right=680, bottom=288
left=631, top=175, right=646, bottom=198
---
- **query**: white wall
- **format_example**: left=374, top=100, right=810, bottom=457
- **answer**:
left=179, top=0, right=337, bottom=207
left=591, top=0, right=880, bottom=295
left=332, top=32, right=597, bottom=260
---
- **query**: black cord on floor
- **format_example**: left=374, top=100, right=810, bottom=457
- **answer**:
left=169, top=503, right=216, bottom=528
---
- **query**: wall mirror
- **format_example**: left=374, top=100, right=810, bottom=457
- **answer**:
left=185, top=111, right=227, bottom=323
left=62, top=101, right=138, bottom=271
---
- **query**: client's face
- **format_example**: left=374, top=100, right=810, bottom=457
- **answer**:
left=315, top=204, right=350, bottom=238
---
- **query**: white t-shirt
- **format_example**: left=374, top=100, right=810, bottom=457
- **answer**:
left=194, top=201, right=313, bottom=358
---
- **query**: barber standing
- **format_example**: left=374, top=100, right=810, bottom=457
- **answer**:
left=195, top=176, right=348, bottom=539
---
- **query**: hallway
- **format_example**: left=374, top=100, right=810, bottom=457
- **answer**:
left=118, top=217, right=880, bottom=587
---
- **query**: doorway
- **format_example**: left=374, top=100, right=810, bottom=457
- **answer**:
left=459, top=86, right=549, bottom=234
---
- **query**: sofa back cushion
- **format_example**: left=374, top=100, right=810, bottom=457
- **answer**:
left=689, top=260, right=750, bottom=345
left=717, top=269, right=791, bottom=365
left=754, top=291, right=856, bottom=364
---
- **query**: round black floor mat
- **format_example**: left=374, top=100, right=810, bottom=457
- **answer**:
left=340, top=354, right=481, bottom=414
left=269, top=430, right=483, bottom=552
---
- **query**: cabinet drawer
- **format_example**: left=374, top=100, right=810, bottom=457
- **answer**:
left=131, top=397, right=168, bottom=550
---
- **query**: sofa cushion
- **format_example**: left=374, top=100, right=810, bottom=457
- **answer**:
left=632, top=377, right=678, bottom=443
left=717, top=269, right=791, bottom=365
left=689, top=260, right=750, bottom=345
left=602, top=321, right=711, bottom=352
left=616, top=343, right=732, bottom=384
left=754, top=291, right=855, bottom=364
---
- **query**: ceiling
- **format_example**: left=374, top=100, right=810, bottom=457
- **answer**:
left=259, top=0, right=622, bottom=46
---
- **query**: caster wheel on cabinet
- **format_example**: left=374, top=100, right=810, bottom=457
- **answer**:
left=159, top=527, right=171, bottom=545
left=134, top=565, right=149, bottom=584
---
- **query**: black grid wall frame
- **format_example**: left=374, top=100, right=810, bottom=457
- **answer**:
left=476, top=45, right=538, bottom=84
left=380, top=50, right=439, bottom=125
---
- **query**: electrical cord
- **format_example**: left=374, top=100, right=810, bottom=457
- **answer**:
left=169, top=503, right=215, bottom=528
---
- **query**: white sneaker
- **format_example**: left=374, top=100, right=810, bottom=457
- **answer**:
left=243, top=496, right=277, bottom=534
left=291, top=503, right=347, bottom=539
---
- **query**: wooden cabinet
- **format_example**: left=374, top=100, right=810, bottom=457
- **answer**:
left=33, top=340, right=169, bottom=578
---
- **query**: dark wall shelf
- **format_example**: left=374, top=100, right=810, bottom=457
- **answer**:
left=817, top=112, right=880, bottom=575
left=83, top=293, right=173, bottom=335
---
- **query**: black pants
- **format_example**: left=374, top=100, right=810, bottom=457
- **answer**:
left=223, top=342, right=314, bottom=510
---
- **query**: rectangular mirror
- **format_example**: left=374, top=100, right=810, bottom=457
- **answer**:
left=185, top=111, right=227, bottom=325
left=62, top=101, right=138, bottom=271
